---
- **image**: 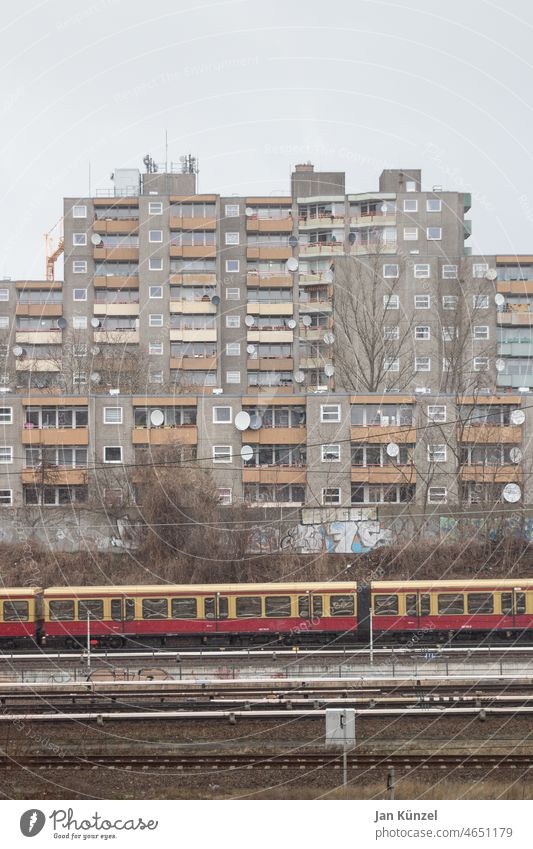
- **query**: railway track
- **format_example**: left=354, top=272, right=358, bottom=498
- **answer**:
left=3, top=752, right=533, bottom=770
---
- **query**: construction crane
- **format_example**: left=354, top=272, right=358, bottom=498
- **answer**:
left=44, top=217, right=64, bottom=281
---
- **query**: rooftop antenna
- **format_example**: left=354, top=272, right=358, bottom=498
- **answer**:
left=165, top=130, right=168, bottom=174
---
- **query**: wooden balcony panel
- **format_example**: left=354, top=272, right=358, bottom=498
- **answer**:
left=16, top=280, right=62, bottom=291
left=15, top=305, right=62, bottom=317
left=92, top=220, right=139, bottom=235
left=246, top=273, right=293, bottom=287
left=132, top=426, right=197, bottom=445
left=242, top=467, right=306, bottom=484
left=169, top=356, right=217, bottom=370
left=246, top=247, right=292, bottom=260
left=350, top=466, right=416, bottom=484
left=460, top=465, right=522, bottom=483
left=93, top=247, right=139, bottom=261
left=247, top=357, right=294, bottom=371
left=246, top=303, right=294, bottom=316
left=21, top=428, right=89, bottom=446
left=93, top=276, right=139, bottom=289
left=23, top=396, right=89, bottom=406
left=21, top=468, right=88, bottom=485
left=93, top=198, right=139, bottom=207
left=132, top=397, right=197, bottom=406
left=350, top=425, right=416, bottom=444
left=169, top=273, right=217, bottom=286
left=459, top=425, right=522, bottom=443
left=169, top=245, right=217, bottom=258
left=246, top=218, right=293, bottom=233
left=169, top=216, right=217, bottom=230
left=245, top=427, right=306, bottom=445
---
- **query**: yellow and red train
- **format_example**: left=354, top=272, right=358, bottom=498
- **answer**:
left=0, top=580, right=532, bottom=648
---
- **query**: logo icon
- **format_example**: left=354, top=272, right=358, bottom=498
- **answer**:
left=20, top=810, right=46, bottom=837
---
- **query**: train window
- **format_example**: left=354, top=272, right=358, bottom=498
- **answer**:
left=111, top=600, right=122, bottom=621
left=49, top=600, right=75, bottom=621
left=420, top=594, right=431, bottom=616
left=406, top=594, right=417, bottom=616
left=218, top=597, right=229, bottom=620
left=437, top=594, right=464, bottom=615
left=502, top=592, right=526, bottom=615
left=467, top=593, right=494, bottom=615
left=171, top=598, right=197, bottom=619
left=142, top=598, right=168, bottom=619
left=298, top=596, right=323, bottom=618
left=265, top=596, right=291, bottom=617
left=374, top=594, right=399, bottom=616
left=517, top=592, right=526, bottom=614
left=204, top=598, right=215, bottom=619
left=204, top=597, right=229, bottom=619
left=125, top=599, right=135, bottom=621
left=78, top=600, right=104, bottom=620
left=236, top=597, right=262, bottom=618
left=329, top=595, right=354, bottom=616
left=3, top=600, right=28, bottom=621
left=313, top=596, right=323, bottom=617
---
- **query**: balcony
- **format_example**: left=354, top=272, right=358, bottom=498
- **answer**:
left=247, top=303, right=294, bottom=316
left=247, top=357, right=293, bottom=371
left=93, top=276, right=139, bottom=289
left=169, top=299, right=217, bottom=314
left=169, top=216, right=216, bottom=231
left=242, top=467, right=306, bottom=484
left=246, top=272, right=293, bottom=287
left=93, top=329, right=139, bottom=344
left=246, top=218, right=293, bottom=233
left=246, top=246, right=292, bottom=261
left=93, top=303, right=140, bottom=316
left=169, top=356, right=217, bottom=370
left=15, top=330, right=62, bottom=344
left=170, top=273, right=217, bottom=286
left=349, top=213, right=396, bottom=228
left=21, top=427, right=89, bottom=446
left=299, top=326, right=331, bottom=340
left=169, top=245, right=217, bottom=259
left=349, top=242, right=397, bottom=255
left=458, top=425, right=522, bottom=443
left=21, top=468, right=88, bottom=485
left=496, top=280, right=533, bottom=295
left=299, top=357, right=330, bottom=370
left=496, top=373, right=533, bottom=389
left=169, top=329, right=217, bottom=342
left=299, top=243, right=345, bottom=257
left=299, top=214, right=345, bottom=230
left=93, top=247, right=139, bottom=261
left=246, top=427, right=306, bottom=444
left=497, top=342, right=533, bottom=357
left=350, top=426, right=416, bottom=443
left=350, top=466, right=416, bottom=484
left=247, top=330, right=293, bottom=343
left=132, top=426, right=197, bottom=446
left=16, top=359, right=61, bottom=372
left=93, top=220, right=139, bottom=235
left=298, top=299, right=332, bottom=313
left=16, top=304, right=63, bottom=317
left=460, top=465, right=521, bottom=483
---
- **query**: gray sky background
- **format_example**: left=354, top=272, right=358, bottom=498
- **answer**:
left=1, top=0, right=532, bottom=278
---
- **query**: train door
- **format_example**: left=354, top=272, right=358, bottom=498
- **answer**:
left=204, top=593, right=229, bottom=632
left=110, top=596, right=136, bottom=636
left=501, top=590, right=526, bottom=628
left=405, top=592, right=431, bottom=628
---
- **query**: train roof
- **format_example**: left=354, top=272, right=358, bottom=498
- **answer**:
left=373, top=579, right=533, bottom=589
left=43, top=582, right=358, bottom=595
left=0, top=587, right=42, bottom=596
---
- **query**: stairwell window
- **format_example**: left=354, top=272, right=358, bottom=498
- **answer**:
left=73, top=261, right=87, bottom=273
left=322, top=487, right=341, bottom=505
left=427, top=227, right=442, bottom=240
left=72, top=205, right=87, bottom=218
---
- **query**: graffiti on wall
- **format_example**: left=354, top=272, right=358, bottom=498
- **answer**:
left=248, top=520, right=391, bottom=554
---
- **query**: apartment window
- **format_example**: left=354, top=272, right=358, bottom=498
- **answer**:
left=442, top=326, right=456, bottom=341
left=473, top=263, right=488, bottom=278
left=0, top=446, right=12, bottom=463
left=226, top=342, right=241, bottom=356
left=403, top=227, right=418, bottom=241
left=427, top=227, right=442, bottom=240
left=428, top=445, right=446, bottom=463
left=473, top=294, right=489, bottom=309
left=473, top=326, right=489, bottom=340
left=442, top=357, right=450, bottom=371
left=443, top=295, right=458, bottom=310
left=104, top=446, right=122, bottom=463
left=213, top=445, right=232, bottom=463
left=383, top=264, right=399, bottom=278
left=322, top=487, right=341, bottom=505
left=0, top=490, right=12, bottom=505
left=149, top=258, right=163, bottom=271
left=474, top=357, right=489, bottom=371
left=225, top=287, right=240, bottom=300
left=73, top=289, right=87, bottom=301
left=72, top=205, right=87, bottom=218
left=0, top=317, right=8, bottom=329
left=415, top=357, right=431, bottom=371
left=213, top=407, right=232, bottom=424
left=322, top=444, right=341, bottom=462
left=414, top=264, right=430, bottom=278
left=428, top=486, right=447, bottom=504
left=0, top=408, right=11, bottom=425
left=0, top=290, right=8, bottom=302
left=148, top=202, right=163, bottom=214
left=384, top=294, right=399, bottom=310
left=427, top=405, right=446, bottom=423
left=414, top=295, right=430, bottom=309
left=226, top=371, right=241, bottom=384
left=384, top=357, right=399, bottom=372
left=73, top=261, right=87, bottom=273
left=149, top=340, right=163, bottom=355
left=321, top=404, right=341, bottom=423
left=149, top=371, right=163, bottom=384
left=415, top=326, right=430, bottom=340
left=149, top=314, right=163, bottom=327
left=73, top=316, right=87, bottom=329
left=149, top=230, right=163, bottom=243
left=218, top=487, right=232, bottom=505
left=225, top=232, right=240, bottom=245
left=427, top=199, right=442, bottom=212
left=73, top=233, right=87, bottom=246
left=384, top=326, right=399, bottom=340
left=104, top=407, right=123, bottom=424
left=226, top=315, right=240, bottom=328
left=149, top=286, right=163, bottom=299
left=226, top=260, right=240, bottom=273
left=403, top=199, right=418, bottom=212
left=406, top=181, right=416, bottom=192
left=442, top=265, right=458, bottom=279
left=225, top=204, right=240, bottom=217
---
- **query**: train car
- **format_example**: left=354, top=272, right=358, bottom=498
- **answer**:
left=0, top=587, right=42, bottom=646
left=42, top=583, right=361, bottom=647
left=370, top=579, right=533, bottom=641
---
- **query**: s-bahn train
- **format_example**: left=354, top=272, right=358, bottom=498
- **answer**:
left=1, top=580, right=532, bottom=649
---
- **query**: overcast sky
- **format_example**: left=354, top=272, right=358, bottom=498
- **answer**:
left=0, top=0, right=532, bottom=278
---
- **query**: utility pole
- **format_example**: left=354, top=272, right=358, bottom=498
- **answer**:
left=369, top=605, right=374, bottom=667
left=87, top=611, right=91, bottom=671
left=387, top=766, right=395, bottom=800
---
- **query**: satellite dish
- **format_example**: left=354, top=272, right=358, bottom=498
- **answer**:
left=245, top=207, right=254, bottom=217
left=288, top=235, right=298, bottom=248
left=241, top=445, right=254, bottom=462
left=150, top=409, right=165, bottom=427
left=380, top=203, right=388, bottom=213
left=212, top=388, right=224, bottom=395
left=301, top=315, right=312, bottom=327
left=211, top=295, right=220, bottom=305
left=286, top=257, right=299, bottom=272
left=323, top=332, right=335, bottom=345
left=324, top=364, right=335, bottom=377
left=249, top=414, right=262, bottom=430
left=485, top=268, right=498, bottom=281
left=246, top=344, right=256, bottom=354
left=91, top=346, right=100, bottom=355
left=510, top=409, right=526, bottom=425
left=91, top=318, right=101, bottom=328
left=386, top=442, right=400, bottom=458
left=90, top=372, right=101, bottom=384
left=293, top=371, right=305, bottom=384
left=494, top=293, right=505, bottom=307
left=12, top=346, right=23, bottom=357
left=503, top=483, right=521, bottom=503
left=235, top=411, right=251, bottom=431
left=90, top=233, right=103, bottom=246
left=509, top=447, right=522, bottom=464
left=244, top=315, right=255, bottom=327
left=495, top=359, right=505, bottom=372
left=286, top=319, right=296, bottom=329
left=324, top=271, right=334, bottom=283
left=57, top=317, right=67, bottom=329
left=348, top=232, right=356, bottom=245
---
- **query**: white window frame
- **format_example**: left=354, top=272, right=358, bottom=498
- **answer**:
left=0, top=407, right=12, bottom=424
left=403, top=226, right=418, bottom=241
left=149, top=286, right=163, bottom=299
left=73, top=316, right=87, bottom=329
left=473, top=263, right=488, bottom=279
left=226, top=315, right=240, bottom=328
left=149, top=371, right=164, bottom=384
left=226, top=342, right=241, bottom=356
left=414, top=263, right=430, bottom=278
left=473, top=294, right=489, bottom=309
left=0, top=290, right=9, bottom=302
left=383, top=264, right=399, bottom=278
left=148, top=202, right=163, bottom=215
left=473, top=357, right=489, bottom=372
left=73, top=233, right=87, bottom=246
left=473, top=325, right=489, bottom=340
left=442, top=265, right=458, bottom=279
left=403, top=199, right=418, bottom=212
left=73, top=260, right=87, bottom=274
left=218, top=487, right=232, bottom=505
left=414, top=295, right=431, bottom=309
left=0, top=316, right=8, bottom=329
left=383, top=326, right=399, bottom=340
left=427, top=444, right=447, bottom=463
left=213, top=445, right=232, bottom=463
left=426, top=198, right=442, bottom=212
left=427, top=405, right=446, bottom=423
left=225, top=287, right=240, bottom=300
left=103, top=407, right=123, bottom=425
left=428, top=486, right=447, bottom=504
left=73, top=289, right=87, bottom=301
left=149, top=258, right=163, bottom=271
left=226, top=371, right=241, bottom=384
left=321, top=444, right=341, bottom=462
left=72, top=205, right=87, bottom=218
left=442, top=326, right=456, bottom=341
left=383, top=294, right=399, bottom=310
left=406, top=181, right=416, bottom=192
left=427, top=227, right=442, bottom=240
left=225, top=260, right=240, bottom=273
left=149, top=340, right=163, bottom=355
left=225, top=204, right=240, bottom=217
left=415, top=326, right=430, bottom=340
left=442, top=295, right=458, bottom=310
left=149, top=314, right=164, bottom=327
left=104, top=446, right=123, bottom=464
left=225, top=232, right=240, bottom=246
left=322, top=487, right=341, bottom=506
left=320, top=404, right=341, bottom=423
left=384, top=357, right=399, bottom=372
left=213, top=406, right=232, bottom=424
left=148, top=230, right=163, bottom=243
left=415, top=357, right=431, bottom=372
left=0, top=489, right=12, bottom=505
left=0, top=446, right=13, bottom=464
